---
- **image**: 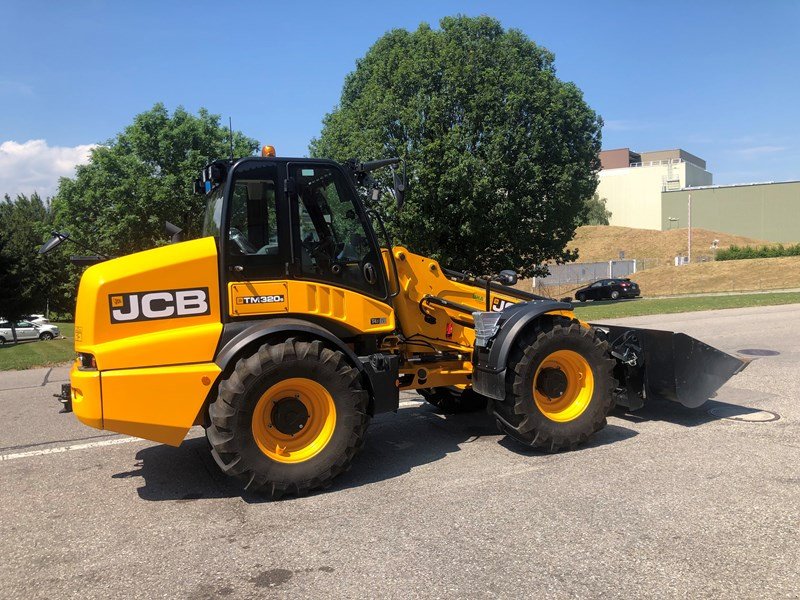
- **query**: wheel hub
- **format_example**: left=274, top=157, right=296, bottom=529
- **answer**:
left=536, top=367, right=568, bottom=399
left=271, top=397, right=310, bottom=435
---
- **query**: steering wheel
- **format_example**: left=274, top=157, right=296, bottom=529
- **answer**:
left=229, top=227, right=257, bottom=254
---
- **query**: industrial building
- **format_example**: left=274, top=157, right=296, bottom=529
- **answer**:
left=597, top=147, right=800, bottom=242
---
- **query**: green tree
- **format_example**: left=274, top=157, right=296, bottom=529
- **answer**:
left=53, top=104, right=258, bottom=257
left=0, top=193, right=70, bottom=341
left=310, top=15, right=602, bottom=276
left=578, top=193, right=612, bottom=226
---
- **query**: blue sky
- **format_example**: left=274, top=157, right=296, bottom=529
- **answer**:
left=1, top=0, right=798, bottom=197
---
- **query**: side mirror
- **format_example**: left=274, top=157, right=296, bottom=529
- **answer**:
left=165, top=221, right=183, bottom=244
left=393, top=168, right=406, bottom=211
left=39, top=231, right=69, bottom=255
left=497, top=270, right=518, bottom=286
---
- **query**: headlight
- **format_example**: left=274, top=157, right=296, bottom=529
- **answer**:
left=472, top=311, right=503, bottom=347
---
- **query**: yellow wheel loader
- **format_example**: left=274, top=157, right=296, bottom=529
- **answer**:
left=45, top=152, right=745, bottom=499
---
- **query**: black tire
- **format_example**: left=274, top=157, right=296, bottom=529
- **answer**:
left=418, top=387, right=488, bottom=413
left=576, top=293, right=586, bottom=302
left=206, top=338, right=369, bottom=499
left=610, top=290, right=620, bottom=300
left=0, top=336, right=5, bottom=346
left=494, top=319, right=616, bottom=452
left=39, top=332, right=54, bottom=341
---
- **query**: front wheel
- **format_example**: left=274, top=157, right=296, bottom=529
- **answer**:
left=576, top=293, right=586, bottom=302
left=610, top=290, right=620, bottom=300
left=493, top=319, right=616, bottom=452
left=39, top=332, right=54, bottom=341
left=206, top=338, right=370, bottom=499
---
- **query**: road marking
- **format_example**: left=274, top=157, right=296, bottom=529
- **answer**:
left=399, top=400, right=424, bottom=407
left=0, top=404, right=426, bottom=463
left=0, top=436, right=141, bottom=461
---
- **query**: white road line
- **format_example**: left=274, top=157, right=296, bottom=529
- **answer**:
left=0, top=436, right=141, bottom=462
left=1, top=403, right=425, bottom=463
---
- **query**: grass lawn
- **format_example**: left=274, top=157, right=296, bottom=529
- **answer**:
left=573, top=292, right=800, bottom=321
left=0, top=323, right=75, bottom=371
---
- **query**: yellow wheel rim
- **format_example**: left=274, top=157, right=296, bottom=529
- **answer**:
left=533, top=350, right=594, bottom=422
left=251, top=378, right=337, bottom=463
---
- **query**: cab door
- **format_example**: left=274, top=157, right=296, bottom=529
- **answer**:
left=287, top=162, right=388, bottom=302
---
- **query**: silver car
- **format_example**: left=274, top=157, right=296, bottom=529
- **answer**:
left=0, top=320, right=60, bottom=344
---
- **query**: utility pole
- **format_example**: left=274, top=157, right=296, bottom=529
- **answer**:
left=687, top=193, right=692, bottom=263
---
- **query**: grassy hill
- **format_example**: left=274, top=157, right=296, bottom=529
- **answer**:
left=520, top=226, right=797, bottom=299
left=568, top=225, right=770, bottom=265
left=632, top=255, right=800, bottom=296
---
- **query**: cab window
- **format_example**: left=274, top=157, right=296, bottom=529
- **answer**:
left=291, top=164, right=385, bottom=298
left=228, top=169, right=279, bottom=256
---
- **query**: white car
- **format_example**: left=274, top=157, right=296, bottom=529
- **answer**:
left=0, top=320, right=60, bottom=344
left=24, top=314, right=50, bottom=325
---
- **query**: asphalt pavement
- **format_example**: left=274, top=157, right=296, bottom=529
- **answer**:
left=1, top=304, right=798, bottom=599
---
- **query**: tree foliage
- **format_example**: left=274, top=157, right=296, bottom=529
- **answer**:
left=578, top=193, right=612, bottom=226
left=311, top=15, right=602, bottom=276
left=0, top=193, right=71, bottom=328
left=53, top=104, right=258, bottom=257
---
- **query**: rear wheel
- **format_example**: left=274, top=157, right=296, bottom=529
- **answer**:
left=0, top=336, right=5, bottom=346
left=493, top=319, right=615, bottom=452
left=610, top=290, right=620, bottom=300
left=206, top=338, right=369, bottom=499
left=418, top=387, right=488, bottom=413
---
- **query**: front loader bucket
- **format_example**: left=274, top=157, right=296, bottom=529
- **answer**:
left=594, top=325, right=747, bottom=409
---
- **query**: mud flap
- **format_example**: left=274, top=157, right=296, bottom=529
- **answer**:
left=594, top=325, right=747, bottom=409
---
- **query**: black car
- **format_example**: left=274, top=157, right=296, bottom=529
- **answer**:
left=574, top=278, right=640, bottom=302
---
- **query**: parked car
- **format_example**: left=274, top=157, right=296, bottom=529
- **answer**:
left=0, top=320, right=60, bottom=344
left=574, top=278, right=641, bottom=302
left=23, top=314, right=49, bottom=325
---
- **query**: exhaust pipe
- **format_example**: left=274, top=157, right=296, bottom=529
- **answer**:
left=593, top=325, right=747, bottom=410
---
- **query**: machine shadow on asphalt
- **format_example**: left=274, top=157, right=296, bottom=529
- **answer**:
left=612, top=396, right=768, bottom=428
left=110, top=404, right=641, bottom=503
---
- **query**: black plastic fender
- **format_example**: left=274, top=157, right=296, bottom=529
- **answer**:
left=214, top=318, right=399, bottom=415
left=472, top=300, right=572, bottom=401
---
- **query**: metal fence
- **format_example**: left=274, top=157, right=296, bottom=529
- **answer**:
left=517, top=258, right=659, bottom=299
left=532, top=260, right=638, bottom=286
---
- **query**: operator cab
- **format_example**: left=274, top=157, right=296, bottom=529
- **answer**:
left=198, top=154, right=390, bottom=319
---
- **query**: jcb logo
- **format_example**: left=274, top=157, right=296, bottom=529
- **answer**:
left=491, top=298, right=515, bottom=312
left=109, top=288, right=210, bottom=323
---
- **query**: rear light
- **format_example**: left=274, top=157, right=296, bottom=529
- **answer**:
left=620, top=283, right=630, bottom=287
left=78, top=353, right=97, bottom=370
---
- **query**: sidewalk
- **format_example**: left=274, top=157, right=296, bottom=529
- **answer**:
left=0, top=365, right=71, bottom=391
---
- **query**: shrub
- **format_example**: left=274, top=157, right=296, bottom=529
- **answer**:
left=715, top=243, right=800, bottom=261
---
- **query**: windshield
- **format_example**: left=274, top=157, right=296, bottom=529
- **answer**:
left=202, top=186, right=224, bottom=238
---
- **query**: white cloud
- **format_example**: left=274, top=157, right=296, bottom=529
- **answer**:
left=602, top=119, right=651, bottom=132
left=0, top=80, right=34, bottom=97
left=729, top=145, right=786, bottom=159
left=0, top=140, right=97, bottom=199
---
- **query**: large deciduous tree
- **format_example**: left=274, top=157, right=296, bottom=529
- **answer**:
left=0, top=193, right=70, bottom=338
left=53, top=104, right=258, bottom=257
left=311, top=16, right=602, bottom=276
